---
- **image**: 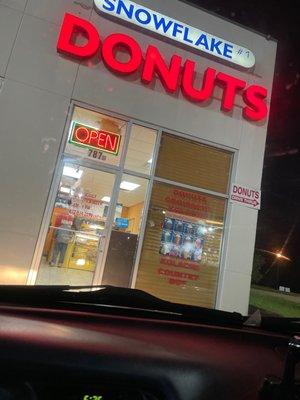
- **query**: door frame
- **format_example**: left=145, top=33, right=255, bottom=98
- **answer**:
left=26, top=102, right=159, bottom=286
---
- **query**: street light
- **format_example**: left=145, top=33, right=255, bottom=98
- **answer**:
left=275, top=252, right=291, bottom=261
left=274, top=251, right=291, bottom=290
left=256, top=249, right=292, bottom=290
left=257, top=248, right=291, bottom=260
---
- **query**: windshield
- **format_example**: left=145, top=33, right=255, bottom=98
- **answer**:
left=0, top=0, right=299, bottom=319
left=192, top=0, right=300, bottom=318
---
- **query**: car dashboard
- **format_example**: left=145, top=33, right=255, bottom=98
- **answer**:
left=0, top=304, right=293, bottom=400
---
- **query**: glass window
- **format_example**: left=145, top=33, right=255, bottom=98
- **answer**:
left=125, top=124, right=157, bottom=175
left=102, top=174, right=149, bottom=287
left=65, top=106, right=127, bottom=167
left=155, top=133, right=232, bottom=194
left=135, top=181, right=226, bottom=309
left=36, top=162, right=115, bottom=286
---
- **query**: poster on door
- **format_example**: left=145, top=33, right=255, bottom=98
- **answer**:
left=69, top=193, right=106, bottom=220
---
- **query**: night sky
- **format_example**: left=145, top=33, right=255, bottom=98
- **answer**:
left=188, top=0, right=300, bottom=291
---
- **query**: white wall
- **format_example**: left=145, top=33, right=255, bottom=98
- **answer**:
left=0, top=0, right=276, bottom=314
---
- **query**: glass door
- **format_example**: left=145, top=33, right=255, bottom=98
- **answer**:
left=101, top=174, right=149, bottom=287
left=31, top=105, right=159, bottom=288
left=35, top=161, right=115, bottom=286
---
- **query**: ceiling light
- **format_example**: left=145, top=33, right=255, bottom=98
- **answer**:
left=76, top=259, right=86, bottom=266
left=60, top=186, right=71, bottom=194
left=63, top=166, right=83, bottom=179
left=101, top=196, right=111, bottom=203
left=147, top=158, right=153, bottom=164
left=120, top=181, right=141, bottom=191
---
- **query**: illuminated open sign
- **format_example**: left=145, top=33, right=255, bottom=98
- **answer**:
left=69, top=122, right=121, bottom=155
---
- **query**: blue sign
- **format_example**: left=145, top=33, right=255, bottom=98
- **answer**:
left=94, top=0, right=255, bottom=68
left=115, top=217, right=129, bottom=228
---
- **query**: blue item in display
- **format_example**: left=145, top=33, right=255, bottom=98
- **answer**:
left=173, top=233, right=182, bottom=245
left=161, top=230, right=173, bottom=243
left=195, top=225, right=206, bottom=236
left=163, top=218, right=174, bottom=230
left=183, top=222, right=194, bottom=234
left=174, top=220, right=183, bottom=232
left=170, top=244, right=181, bottom=257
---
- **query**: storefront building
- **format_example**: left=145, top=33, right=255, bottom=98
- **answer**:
left=0, top=0, right=277, bottom=314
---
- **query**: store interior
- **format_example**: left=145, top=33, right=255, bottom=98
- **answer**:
left=36, top=163, right=148, bottom=286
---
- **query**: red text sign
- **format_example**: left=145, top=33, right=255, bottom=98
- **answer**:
left=70, top=122, right=121, bottom=155
left=230, top=183, right=261, bottom=209
left=57, top=14, right=269, bottom=122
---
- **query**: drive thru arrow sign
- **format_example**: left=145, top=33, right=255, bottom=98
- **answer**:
left=230, top=183, right=261, bottom=210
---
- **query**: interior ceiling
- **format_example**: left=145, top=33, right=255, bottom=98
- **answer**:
left=73, top=106, right=127, bottom=132
left=62, top=165, right=148, bottom=208
left=125, top=124, right=157, bottom=175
